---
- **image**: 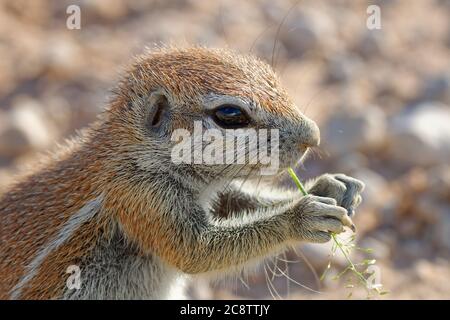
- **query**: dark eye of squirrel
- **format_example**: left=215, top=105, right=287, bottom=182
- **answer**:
left=212, top=105, right=250, bottom=128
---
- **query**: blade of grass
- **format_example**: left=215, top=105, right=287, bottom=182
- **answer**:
left=287, top=168, right=308, bottom=196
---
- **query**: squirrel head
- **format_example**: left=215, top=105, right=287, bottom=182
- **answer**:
left=104, top=46, right=320, bottom=184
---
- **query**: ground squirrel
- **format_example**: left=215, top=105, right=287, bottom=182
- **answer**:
left=0, top=46, right=364, bottom=299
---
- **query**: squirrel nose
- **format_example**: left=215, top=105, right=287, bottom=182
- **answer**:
left=300, top=117, right=320, bottom=148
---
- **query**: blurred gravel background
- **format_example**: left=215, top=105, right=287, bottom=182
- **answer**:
left=0, top=0, right=449, bottom=299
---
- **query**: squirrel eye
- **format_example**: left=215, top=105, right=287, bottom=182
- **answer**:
left=212, top=105, right=250, bottom=128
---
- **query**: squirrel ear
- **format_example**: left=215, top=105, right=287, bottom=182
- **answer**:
left=148, top=91, right=169, bottom=128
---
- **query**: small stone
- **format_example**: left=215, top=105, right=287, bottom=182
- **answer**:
left=352, top=168, right=389, bottom=209
left=399, top=219, right=422, bottom=238
left=0, top=124, right=31, bottom=159
left=87, top=0, right=128, bottom=21
left=402, top=240, right=427, bottom=260
left=324, top=54, right=363, bottom=84
left=427, top=165, right=450, bottom=200
left=413, top=260, right=437, bottom=282
left=323, top=106, right=386, bottom=156
left=389, top=102, right=450, bottom=166
left=433, top=210, right=450, bottom=251
left=44, top=35, right=82, bottom=78
left=356, top=30, right=388, bottom=59
left=419, top=73, right=450, bottom=104
left=279, top=9, right=336, bottom=58
left=354, top=209, right=380, bottom=235
left=404, top=168, right=429, bottom=194
left=10, top=97, right=58, bottom=150
left=416, top=194, right=448, bottom=224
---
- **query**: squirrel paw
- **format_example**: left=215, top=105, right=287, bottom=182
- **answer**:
left=307, top=173, right=365, bottom=217
left=288, top=195, right=351, bottom=243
